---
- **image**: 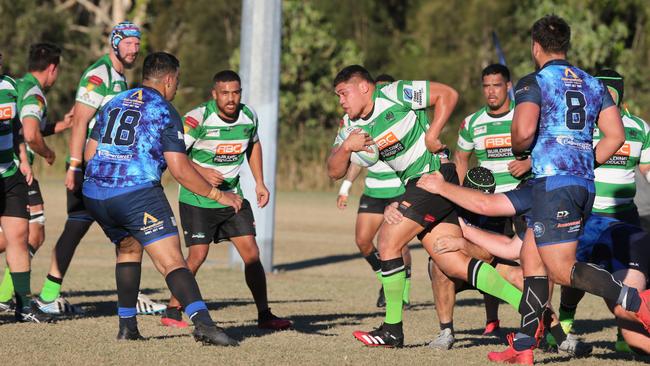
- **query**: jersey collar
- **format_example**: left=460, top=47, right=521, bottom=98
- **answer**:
left=485, top=99, right=514, bottom=118
left=24, top=72, right=43, bottom=90
left=540, top=59, right=570, bottom=70
left=209, top=99, right=240, bottom=124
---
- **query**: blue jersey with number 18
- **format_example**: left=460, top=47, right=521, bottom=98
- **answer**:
left=85, top=87, right=186, bottom=188
left=514, top=60, right=615, bottom=180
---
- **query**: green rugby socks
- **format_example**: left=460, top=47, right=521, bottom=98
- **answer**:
left=468, top=258, right=522, bottom=310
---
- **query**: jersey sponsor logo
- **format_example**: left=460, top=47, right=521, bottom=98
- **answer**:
left=484, top=135, right=514, bottom=159
left=87, top=75, right=103, bottom=92
left=385, top=111, right=395, bottom=121
left=141, top=212, right=165, bottom=235
left=123, top=90, right=144, bottom=109
left=34, top=94, right=45, bottom=110
left=376, top=131, right=404, bottom=159
left=556, top=219, right=581, bottom=233
left=604, top=143, right=631, bottom=166
left=563, top=68, right=580, bottom=80
left=0, top=104, right=14, bottom=120
left=555, top=136, right=592, bottom=151
left=97, top=149, right=133, bottom=160
left=533, top=222, right=545, bottom=238
left=556, top=210, right=569, bottom=219
left=403, top=87, right=413, bottom=101
left=214, top=143, right=243, bottom=163
left=562, top=67, right=583, bottom=87
left=473, top=125, right=487, bottom=135
left=184, top=116, right=199, bottom=129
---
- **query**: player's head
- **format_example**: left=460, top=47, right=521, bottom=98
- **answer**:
left=212, top=70, right=242, bottom=119
left=481, top=64, right=511, bottom=111
left=595, top=69, right=624, bottom=107
left=28, top=43, right=62, bottom=88
left=142, top=52, right=180, bottom=101
left=334, top=65, right=375, bottom=119
left=109, top=21, right=141, bottom=69
left=375, top=73, right=395, bottom=87
left=530, top=15, right=570, bottom=69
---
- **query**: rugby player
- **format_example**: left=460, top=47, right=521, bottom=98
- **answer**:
left=160, top=70, right=291, bottom=331
left=336, top=73, right=412, bottom=309
left=32, top=22, right=164, bottom=316
left=460, top=15, right=650, bottom=364
left=0, top=50, right=51, bottom=322
left=328, top=66, right=523, bottom=347
left=83, top=52, right=241, bottom=345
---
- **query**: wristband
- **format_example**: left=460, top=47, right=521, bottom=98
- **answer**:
left=69, top=157, right=82, bottom=168
left=339, top=180, right=352, bottom=196
left=68, top=166, right=82, bottom=172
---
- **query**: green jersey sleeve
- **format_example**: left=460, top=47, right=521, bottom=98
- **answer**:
left=182, top=105, right=206, bottom=150
left=456, top=113, right=476, bottom=152
left=75, top=64, right=110, bottom=109
left=379, top=80, right=430, bottom=110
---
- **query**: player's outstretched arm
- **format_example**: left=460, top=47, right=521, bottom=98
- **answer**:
left=327, top=130, right=373, bottom=180
left=459, top=220, right=522, bottom=261
left=594, top=106, right=625, bottom=166
left=165, top=151, right=242, bottom=212
left=416, top=172, right=516, bottom=217
left=425, top=82, right=459, bottom=153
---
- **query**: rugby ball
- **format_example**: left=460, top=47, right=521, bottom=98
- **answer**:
left=337, top=126, right=380, bottom=167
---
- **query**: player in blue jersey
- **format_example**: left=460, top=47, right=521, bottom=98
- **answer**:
left=83, top=52, right=242, bottom=345
left=487, top=15, right=650, bottom=364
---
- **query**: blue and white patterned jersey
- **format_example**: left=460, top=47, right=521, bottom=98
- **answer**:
left=85, top=87, right=185, bottom=189
left=514, top=60, right=615, bottom=180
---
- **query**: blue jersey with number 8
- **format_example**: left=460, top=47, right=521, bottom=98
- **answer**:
left=514, top=60, right=615, bottom=180
left=85, top=87, right=186, bottom=188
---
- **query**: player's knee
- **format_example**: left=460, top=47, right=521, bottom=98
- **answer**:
left=187, top=246, right=209, bottom=265
left=354, top=238, right=374, bottom=254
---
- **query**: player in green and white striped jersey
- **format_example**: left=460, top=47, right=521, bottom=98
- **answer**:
left=335, top=74, right=412, bottom=309
left=161, top=70, right=291, bottom=331
left=14, top=44, right=72, bottom=257
left=0, top=51, right=53, bottom=323
left=329, top=65, right=524, bottom=348
left=456, top=64, right=531, bottom=193
left=591, top=72, right=650, bottom=225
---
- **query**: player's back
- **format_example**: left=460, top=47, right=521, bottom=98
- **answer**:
left=85, top=87, right=183, bottom=189
left=520, top=60, right=610, bottom=179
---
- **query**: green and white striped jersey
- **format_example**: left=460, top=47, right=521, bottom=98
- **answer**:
left=75, top=54, right=128, bottom=134
left=341, top=80, right=440, bottom=183
left=179, top=100, right=259, bottom=208
left=456, top=101, right=523, bottom=193
left=592, top=108, right=650, bottom=214
left=333, top=115, right=405, bottom=199
left=0, top=75, right=18, bottom=178
left=16, top=73, right=48, bottom=165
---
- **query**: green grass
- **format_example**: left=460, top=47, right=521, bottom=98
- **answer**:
left=0, top=182, right=647, bottom=365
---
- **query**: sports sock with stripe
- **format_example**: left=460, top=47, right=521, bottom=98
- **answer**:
left=11, top=271, right=31, bottom=309
left=39, top=275, right=62, bottom=302
left=116, top=262, right=140, bottom=325
left=571, top=262, right=641, bottom=311
left=513, top=276, right=548, bottom=351
left=467, top=258, right=522, bottom=310
left=165, top=267, right=212, bottom=326
left=0, top=267, right=13, bottom=302
left=381, top=257, right=406, bottom=327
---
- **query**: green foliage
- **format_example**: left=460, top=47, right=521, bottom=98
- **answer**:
left=3, top=0, right=650, bottom=190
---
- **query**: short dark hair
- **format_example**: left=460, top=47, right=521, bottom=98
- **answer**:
left=28, top=43, right=61, bottom=72
left=482, top=63, right=510, bottom=82
left=375, top=74, right=395, bottom=84
left=531, top=15, right=571, bottom=54
left=142, top=52, right=180, bottom=81
left=333, top=65, right=374, bottom=88
left=595, top=69, right=624, bottom=106
left=213, top=70, right=241, bottom=85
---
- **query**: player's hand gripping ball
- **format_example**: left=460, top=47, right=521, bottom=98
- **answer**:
left=337, top=126, right=380, bottom=167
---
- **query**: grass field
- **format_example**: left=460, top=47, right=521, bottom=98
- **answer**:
left=0, top=179, right=647, bottom=365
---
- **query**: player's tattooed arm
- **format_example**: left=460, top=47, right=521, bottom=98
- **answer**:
left=425, top=82, right=458, bottom=153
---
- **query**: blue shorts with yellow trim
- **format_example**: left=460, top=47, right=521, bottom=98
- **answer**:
left=83, top=183, right=178, bottom=246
